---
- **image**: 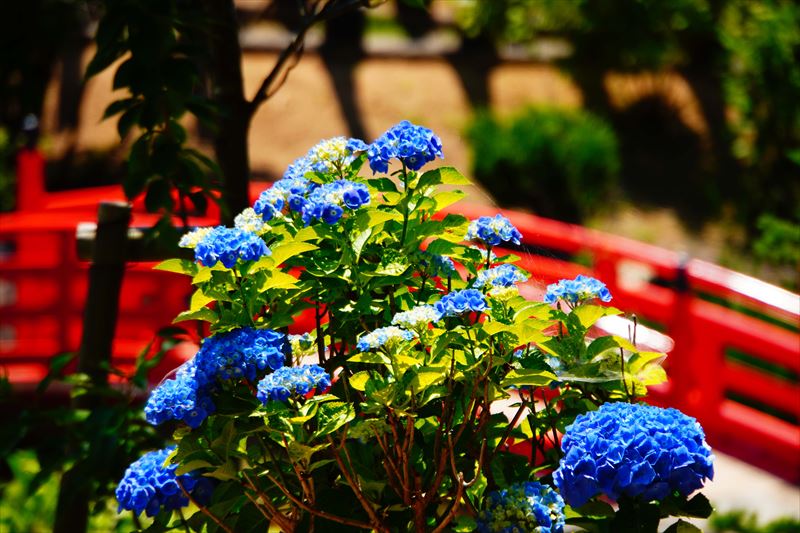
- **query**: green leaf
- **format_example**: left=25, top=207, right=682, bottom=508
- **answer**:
left=173, top=307, right=217, bottom=324
left=502, top=369, right=557, bottom=388
left=175, top=459, right=214, bottom=476
left=315, top=402, right=356, bottom=437
left=348, top=352, right=390, bottom=365
left=190, top=288, right=215, bottom=312
left=453, top=515, right=478, bottom=532
left=117, top=105, right=142, bottom=138
left=571, top=304, right=620, bottom=330
left=419, top=166, right=471, bottom=187
left=679, top=493, right=713, bottom=519
left=663, top=520, right=703, bottom=533
left=259, top=270, right=298, bottom=291
left=287, top=442, right=329, bottom=464
left=585, top=335, right=626, bottom=359
left=154, top=258, right=198, bottom=276
left=103, top=97, right=138, bottom=119
left=482, top=321, right=516, bottom=336
left=349, top=371, right=371, bottom=391
left=431, top=190, right=465, bottom=211
left=269, top=241, right=318, bottom=266
left=569, top=500, right=616, bottom=519
left=361, top=208, right=400, bottom=228
left=411, top=367, right=447, bottom=390
left=351, top=227, right=372, bottom=261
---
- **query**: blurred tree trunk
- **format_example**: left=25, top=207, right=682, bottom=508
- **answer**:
left=201, top=0, right=251, bottom=225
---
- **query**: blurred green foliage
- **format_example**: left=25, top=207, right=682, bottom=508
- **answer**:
left=752, top=212, right=800, bottom=289
left=710, top=509, right=800, bottom=533
left=466, top=106, right=620, bottom=221
left=0, top=450, right=134, bottom=533
left=0, top=128, right=15, bottom=212
left=456, top=0, right=800, bottom=229
left=0, top=329, right=183, bottom=532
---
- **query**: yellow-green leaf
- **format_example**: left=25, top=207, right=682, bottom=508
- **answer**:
left=154, top=258, right=197, bottom=276
left=502, top=369, right=557, bottom=388
left=269, top=241, right=318, bottom=266
left=572, top=304, right=621, bottom=329
left=173, top=307, right=217, bottom=323
left=190, top=288, right=215, bottom=311
left=348, top=352, right=390, bottom=365
left=420, top=166, right=471, bottom=186
left=259, top=270, right=298, bottom=291
left=432, top=190, right=465, bottom=211
left=349, top=371, right=371, bottom=391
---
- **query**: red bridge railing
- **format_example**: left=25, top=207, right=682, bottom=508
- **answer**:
left=444, top=203, right=800, bottom=483
left=1, top=171, right=798, bottom=482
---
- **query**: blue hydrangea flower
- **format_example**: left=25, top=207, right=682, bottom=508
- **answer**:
left=434, top=289, right=488, bottom=317
left=144, top=361, right=215, bottom=429
left=254, top=176, right=315, bottom=221
left=553, top=402, right=714, bottom=508
left=145, top=328, right=287, bottom=428
left=288, top=332, right=316, bottom=359
left=477, top=481, right=565, bottom=533
left=466, top=215, right=523, bottom=247
left=419, top=251, right=456, bottom=278
left=234, top=207, right=270, bottom=235
left=193, top=328, right=287, bottom=388
left=367, top=120, right=444, bottom=173
left=392, top=305, right=443, bottom=331
left=115, top=446, right=215, bottom=517
left=306, top=136, right=365, bottom=174
left=301, top=179, right=370, bottom=225
left=356, top=326, right=417, bottom=352
left=544, top=275, right=612, bottom=305
left=475, top=264, right=528, bottom=290
left=257, top=364, right=331, bottom=403
left=194, top=226, right=270, bottom=268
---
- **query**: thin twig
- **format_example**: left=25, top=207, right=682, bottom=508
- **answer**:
left=264, top=472, right=374, bottom=529
left=328, top=435, right=387, bottom=531
left=431, top=473, right=466, bottom=533
left=177, top=480, right=234, bottom=533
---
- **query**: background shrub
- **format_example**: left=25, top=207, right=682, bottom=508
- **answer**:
left=467, top=106, right=620, bottom=222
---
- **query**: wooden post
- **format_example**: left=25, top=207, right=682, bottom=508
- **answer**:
left=53, top=201, right=131, bottom=533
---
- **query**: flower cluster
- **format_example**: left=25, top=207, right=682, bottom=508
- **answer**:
left=234, top=207, right=270, bottom=235
left=306, top=136, right=364, bottom=174
left=145, top=328, right=286, bottom=428
left=477, top=482, right=565, bottom=533
left=356, top=326, right=417, bottom=352
left=435, top=289, right=488, bottom=317
left=392, top=305, right=442, bottom=332
left=288, top=332, right=316, bottom=360
left=115, top=447, right=214, bottom=517
left=257, top=364, right=331, bottom=403
left=178, top=226, right=213, bottom=249
left=544, top=275, right=612, bottom=305
left=475, top=264, right=528, bottom=290
left=301, top=179, right=371, bottom=225
left=194, top=226, right=270, bottom=268
left=254, top=176, right=314, bottom=221
left=466, top=215, right=523, bottom=247
left=193, top=328, right=286, bottom=387
left=144, top=361, right=214, bottom=428
left=367, top=120, right=444, bottom=173
left=553, top=402, right=714, bottom=508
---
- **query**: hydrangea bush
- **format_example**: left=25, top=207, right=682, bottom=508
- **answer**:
left=119, top=121, right=714, bottom=532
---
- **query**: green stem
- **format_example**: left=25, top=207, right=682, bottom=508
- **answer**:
left=399, top=163, right=412, bottom=247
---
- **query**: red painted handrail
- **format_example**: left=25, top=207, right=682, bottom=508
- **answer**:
left=2, top=161, right=798, bottom=481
